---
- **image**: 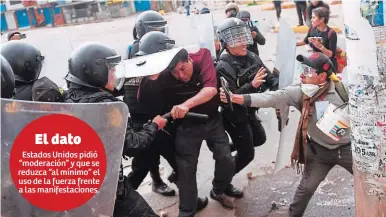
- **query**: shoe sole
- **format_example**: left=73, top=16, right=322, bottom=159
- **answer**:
left=224, top=193, right=244, bottom=199
left=209, top=194, right=235, bottom=210
left=153, top=190, right=176, bottom=197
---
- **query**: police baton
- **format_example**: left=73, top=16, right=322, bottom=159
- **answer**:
left=162, top=112, right=209, bottom=121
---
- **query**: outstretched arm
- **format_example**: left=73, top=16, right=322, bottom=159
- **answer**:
left=220, top=85, right=302, bottom=110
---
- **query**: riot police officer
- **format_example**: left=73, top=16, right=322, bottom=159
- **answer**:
left=225, top=2, right=239, bottom=18
left=122, top=11, right=175, bottom=196
left=64, top=42, right=167, bottom=217
left=1, top=55, right=15, bottom=99
left=124, top=12, right=173, bottom=194
left=216, top=18, right=279, bottom=175
left=124, top=31, right=177, bottom=196
left=236, top=10, right=266, bottom=56
left=1, top=41, right=44, bottom=100
left=126, top=10, right=168, bottom=60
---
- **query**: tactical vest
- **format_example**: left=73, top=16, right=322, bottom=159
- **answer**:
left=217, top=51, right=265, bottom=124
left=218, top=51, right=265, bottom=93
left=122, top=77, right=156, bottom=124
left=15, top=84, right=33, bottom=101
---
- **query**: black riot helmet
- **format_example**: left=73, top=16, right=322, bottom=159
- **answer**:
left=65, top=42, right=121, bottom=89
left=135, top=10, right=168, bottom=39
left=217, top=18, right=253, bottom=49
left=236, top=10, right=251, bottom=21
left=1, top=41, right=44, bottom=84
left=135, top=31, right=176, bottom=56
left=1, top=55, right=15, bottom=98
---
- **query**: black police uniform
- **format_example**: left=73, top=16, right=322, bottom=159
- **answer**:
left=64, top=42, right=159, bottom=217
left=216, top=18, right=279, bottom=174
left=1, top=55, right=15, bottom=99
left=123, top=31, right=176, bottom=196
left=236, top=11, right=266, bottom=56
left=216, top=50, right=278, bottom=173
left=1, top=41, right=44, bottom=101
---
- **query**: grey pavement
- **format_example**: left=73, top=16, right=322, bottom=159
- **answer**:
left=7, top=3, right=354, bottom=217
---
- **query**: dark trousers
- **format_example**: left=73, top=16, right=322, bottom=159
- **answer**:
left=185, top=5, right=190, bottom=16
left=113, top=178, right=159, bottom=217
left=295, top=2, right=307, bottom=25
left=128, top=123, right=177, bottom=189
left=289, top=143, right=353, bottom=217
left=176, top=113, right=235, bottom=217
left=223, top=113, right=267, bottom=174
left=273, top=1, right=282, bottom=20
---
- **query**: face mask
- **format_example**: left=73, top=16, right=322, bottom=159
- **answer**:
left=301, top=83, right=320, bottom=97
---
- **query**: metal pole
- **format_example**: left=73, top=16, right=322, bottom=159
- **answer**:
left=342, top=1, right=386, bottom=216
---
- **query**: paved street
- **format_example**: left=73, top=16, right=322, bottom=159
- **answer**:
left=8, top=3, right=354, bottom=217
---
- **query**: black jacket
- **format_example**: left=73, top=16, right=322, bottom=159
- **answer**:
left=216, top=51, right=278, bottom=124
left=248, top=26, right=266, bottom=56
left=14, top=83, right=33, bottom=101
left=64, top=87, right=158, bottom=157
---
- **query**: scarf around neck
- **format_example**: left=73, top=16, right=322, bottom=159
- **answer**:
left=291, top=82, right=330, bottom=174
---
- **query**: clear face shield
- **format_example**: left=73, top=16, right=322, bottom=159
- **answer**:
left=223, top=26, right=253, bottom=48
left=106, top=55, right=125, bottom=91
left=144, top=21, right=169, bottom=35
left=34, top=54, right=45, bottom=81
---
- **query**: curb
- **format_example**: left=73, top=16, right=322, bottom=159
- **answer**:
left=329, top=0, right=342, bottom=5
left=272, top=25, right=342, bottom=33
left=262, top=2, right=295, bottom=11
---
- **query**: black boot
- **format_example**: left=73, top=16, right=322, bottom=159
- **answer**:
left=224, top=184, right=244, bottom=198
left=196, top=196, right=209, bottom=211
left=150, top=168, right=176, bottom=197
left=210, top=190, right=235, bottom=209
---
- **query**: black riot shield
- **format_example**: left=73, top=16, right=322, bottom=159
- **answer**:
left=1, top=99, right=129, bottom=217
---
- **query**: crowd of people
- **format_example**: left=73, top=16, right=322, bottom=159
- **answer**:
left=0, top=1, right=351, bottom=217
left=273, top=0, right=330, bottom=26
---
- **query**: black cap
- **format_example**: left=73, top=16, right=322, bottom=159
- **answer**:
left=7, top=31, right=21, bottom=41
left=200, top=7, right=210, bottom=14
left=296, top=52, right=334, bottom=75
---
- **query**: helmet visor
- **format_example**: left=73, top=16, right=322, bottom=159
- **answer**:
left=105, top=55, right=125, bottom=90
left=144, top=21, right=168, bottom=35
left=223, top=26, right=253, bottom=48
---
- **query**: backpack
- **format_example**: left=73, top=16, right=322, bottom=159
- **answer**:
left=334, top=80, right=349, bottom=103
left=32, top=76, right=64, bottom=102
left=127, top=40, right=140, bottom=60
left=65, top=91, right=119, bottom=103
left=310, top=26, right=347, bottom=74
